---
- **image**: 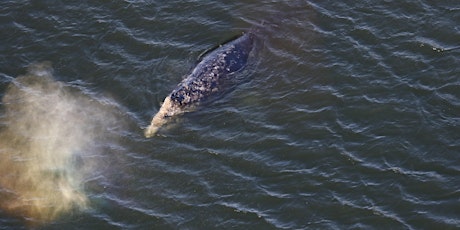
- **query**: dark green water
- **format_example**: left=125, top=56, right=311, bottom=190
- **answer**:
left=1, top=1, right=459, bottom=229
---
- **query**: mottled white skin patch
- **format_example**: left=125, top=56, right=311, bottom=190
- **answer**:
left=144, top=96, right=184, bottom=137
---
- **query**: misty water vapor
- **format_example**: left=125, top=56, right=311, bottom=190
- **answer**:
left=0, top=62, right=123, bottom=224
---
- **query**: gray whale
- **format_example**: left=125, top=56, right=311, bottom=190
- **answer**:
left=145, top=32, right=256, bottom=137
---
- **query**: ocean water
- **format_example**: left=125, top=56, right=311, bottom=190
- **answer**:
left=0, top=1, right=459, bottom=229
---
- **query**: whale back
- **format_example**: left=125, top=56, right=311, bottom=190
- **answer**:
left=169, top=32, right=256, bottom=107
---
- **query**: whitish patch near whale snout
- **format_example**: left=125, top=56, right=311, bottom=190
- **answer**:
left=144, top=97, right=182, bottom=137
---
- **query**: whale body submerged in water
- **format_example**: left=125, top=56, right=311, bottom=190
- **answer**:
left=145, top=32, right=256, bottom=137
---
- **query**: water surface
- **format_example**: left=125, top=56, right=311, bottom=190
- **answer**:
left=0, top=1, right=459, bottom=229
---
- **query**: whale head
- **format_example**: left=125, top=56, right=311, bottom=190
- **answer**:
left=144, top=96, right=182, bottom=138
